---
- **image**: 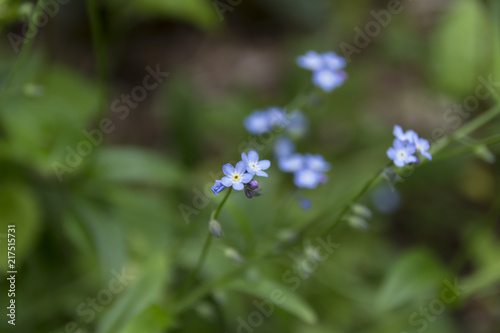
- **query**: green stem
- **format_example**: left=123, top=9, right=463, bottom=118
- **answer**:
left=177, top=188, right=232, bottom=298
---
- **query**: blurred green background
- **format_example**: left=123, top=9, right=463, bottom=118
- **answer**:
left=1, top=0, right=500, bottom=332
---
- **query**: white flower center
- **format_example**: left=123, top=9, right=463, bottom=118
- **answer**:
left=250, top=162, right=258, bottom=171
left=232, top=174, right=241, bottom=183
left=397, top=149, right=407, bottom=159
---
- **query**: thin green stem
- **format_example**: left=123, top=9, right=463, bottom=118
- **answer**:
left=177, top=188, right=232, bottom=298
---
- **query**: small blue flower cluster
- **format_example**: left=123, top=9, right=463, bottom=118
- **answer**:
left=297, top=51, right=347, bottom=92
left=244, top=107, right=288, bottom=135
left=276, top=143, right=330, bottom=189
left=211, top=150, right=270, bottom=198
left=387, top=125, right=432, bottom=167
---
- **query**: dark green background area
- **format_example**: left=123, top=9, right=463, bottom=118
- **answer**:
left=0, top=0, right=499, bottom=332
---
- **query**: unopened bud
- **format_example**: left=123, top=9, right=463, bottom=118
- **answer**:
left=208, top=220, right=223, bottom=238
left=224, top=247, right=244, bottom=264
left=248, top=180, right=259, bottom=190
left=244, top=188, right=254, bottom=199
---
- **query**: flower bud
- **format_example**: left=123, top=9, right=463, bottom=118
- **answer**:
left=224, top=247, right=244, bottom=264
left=248, top=180, right=259, bottom=190
left=244, top=188, right=254, bottom=199
left=208, top=219, right=223, bottom=238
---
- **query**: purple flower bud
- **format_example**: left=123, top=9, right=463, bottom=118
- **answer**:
left=248, top=180, right=259, bottom=190
left=244, top=188, right=254, bottom=199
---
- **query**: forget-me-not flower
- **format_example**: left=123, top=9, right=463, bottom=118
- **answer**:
left=278, top=154, right=304, bottom=173
left=305, top=154, right=331, bottom=173
left=297, top=51, right=347, bottom=92
left=244, top=111, right=271, bottom=135
left=409, top=132, right=432, bottom=161
left=274, top=136, right=295, bottom=158
left=294, top=168, right=322, bottom=189
left=221, top=162, right=253, bottom=191
left=387, top=139, right=417, bottom=167
left=242, top=150, right=271, bottom=177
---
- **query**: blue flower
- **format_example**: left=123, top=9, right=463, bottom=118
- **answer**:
left=267, top=107, right=288, bottom=128
left=241, top=150, right=271, bottom=177
left=305, top=154, right=330, bottom=173
left=409, top=132, right=432, bottom=161
left=244, top=111, right=271, bottom=135
left=322, top=52, right=347, bottom=71
left=393, top=125, right=415, bottom=142
left=274, top=136, right=295, bottom=158
left=297, top=51, right=347, bottom=92
left=387, top=139, right=417, bottom=167
left=221, top=162, right=253, bottom=190
left=294, top=168, right=322, bottom=188
left=312, top=69, right=346, bottom=92
left=296, top=51, right=324, bottom=70
left=278, top=154, right=304, bottom=173
left=211, top=180, right=226, bottom=195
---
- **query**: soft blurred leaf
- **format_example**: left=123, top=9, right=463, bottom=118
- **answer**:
left=375, top=248, right=448, bottom=312
left=227, top=276, right=317, bottom=324
left=88, top=147, right=186, bottom=187
left=0, top=182, right=41, bottom=270
left=430, top=0, right=491, bottom=96
left=0, top=64, right=99, bottom=173
left=97, top=255, right=171, bottom=333
left=121, top=304, right=174, bottom=333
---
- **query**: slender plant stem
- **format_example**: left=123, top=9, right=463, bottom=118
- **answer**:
left=177, top=188, right=232, bottom=298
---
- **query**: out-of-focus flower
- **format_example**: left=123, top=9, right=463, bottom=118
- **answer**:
left=278, top=154, right=304, bottom=173
left=294, top=168, right=322, bottom=189
left=209, top=219, right=223, bottom=238
left=244, top=111, right=271, bottom=135
left=386, top=139, right=417, bottom=167
left=297, top=51, right=347, bottom=92
left=274, top=136, right=295, bottom=158
left=305, top=154, right=331, bottom=173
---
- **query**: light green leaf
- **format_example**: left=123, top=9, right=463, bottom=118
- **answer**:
left=429, top=0, right=491, bottom=96
left=97, top=255, right=171, bottom=333
left=375, top=248, right=448, bottom=312
left=88, top=147, right=185, bottom=188
left=121, top=304, right=174, bottom=333
left=227, top=277, right=317, bottom=324
left=0, top=182, right=41, bottom=270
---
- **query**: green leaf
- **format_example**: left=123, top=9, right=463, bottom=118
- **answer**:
left=375, top=248, right=448, bottom=312
left=97, top=255, right=172, bottom=333
left=227, top=276, right=317, bottom=324
left=429, top=0, right=491, bottom=96
left=0, top=182, right=41, bottom=270
left=0, top=63, right=100, bottom=173
left=121, top=304, right=174, bottom=333
left=88, top=147, right=185, bottom=188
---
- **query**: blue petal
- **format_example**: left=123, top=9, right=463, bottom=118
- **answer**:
left=393, top=125, right=404, bottom=140
left=394, top=159, right=405, bottom=167
left=241, top=173, right=253, bottom=183
left=255, top=170, right=268, bottom=177
left=221, top=177, right=232, bottom=187
left=257, top=160, right=271, bottom=170
left=421, top=151, right=432, bottom=160
left=312, top=69, right=344, bottom=92
left=248, top=150, right=259, bottom=163
left=241, top=152, right=248, bottom=164
left=296, top=51, right=323, bottom=70
left=387, top=148, right=397, bottom=160
left=233, top=182, right=244, bottom=191
left=222, top=164, right=234, bottom=176
left=235, top=161, right=246, bottom=174
left=393, top=139, right=405, bottom=150
left=405, top=144, right=416, bottom=155
left=322, top=52, right=346, bottom=70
